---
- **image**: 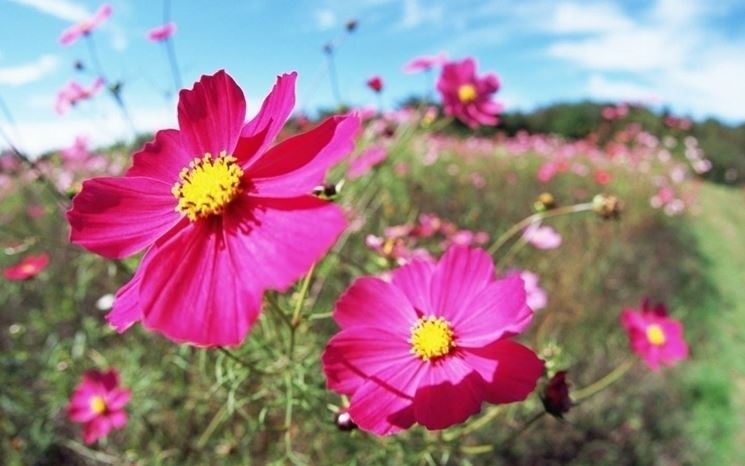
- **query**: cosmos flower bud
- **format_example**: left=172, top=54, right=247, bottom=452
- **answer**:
left=592, top=194, right=622, bottom=220
left=541, top=370, right=572, bottom=418
left=533, top=192, right=556, bottom=212
left=335, top=409, right=357, bottom=431
left=345, top=19, right=358, bottom=32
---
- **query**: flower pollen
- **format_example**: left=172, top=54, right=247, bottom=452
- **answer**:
left=89, top=395, right=106, bottom=414
left=457, top=84, right=477, bottom=103
left=172, top=151, right=244, bottom=221
left=646, top=324, right=666, bottom=346
left=410, top=316, right=455, bottom=361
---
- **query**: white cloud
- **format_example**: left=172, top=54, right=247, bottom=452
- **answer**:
left=399, top=0, right=443, bottom=30
left=315, top=9, right=337, bottom=31
left=586, top=74, right=660, bottom=103
left=0, top=55, right=60, bottom=86
left=9, top=0, right=88, bottom=22
left=551, top=2, right=633, bottom=33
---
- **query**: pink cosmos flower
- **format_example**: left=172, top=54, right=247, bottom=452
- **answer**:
left=523, top=223, right=562, bottom=250
left=67, top=369, right=130, bottom=444
left=56, top=78, right=105, bottom=115
left=348, top=146, right=386, bottom=179
left=147, top=22, right=176, bottom=42
left=67, top=70, right=359, bottom=346
left=366, top=76, right=383, bottom=93
left=3, top=253, right=49, bottom=281
left=322, top=246, right=544, bottom=435
left=505, top=270, right=547, bottom=311
left=436, top=58, right=502, bottom=128
left=403, top=52, right=447, bottom=73
left=621, top=299, right=688, bottom=371
left=59, top=4, right=112, bottom=46
left=61, top=135, right=91, bottom=162
left=537, top=161, right=559, bottom=183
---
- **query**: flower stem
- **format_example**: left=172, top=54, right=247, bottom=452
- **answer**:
left=487, top=202, right=594, bottom=255
left=573, top=358, right=636, bottom=402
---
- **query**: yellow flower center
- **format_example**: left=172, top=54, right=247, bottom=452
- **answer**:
left=171, top=152, right=244, bottom=221
left=90, top=395, right=107, bottom=414
left=646, top=324, right=666, bottom=346
left=410, top=316, right=455, bottom=361
left=457, top=84, right=477, bottom=103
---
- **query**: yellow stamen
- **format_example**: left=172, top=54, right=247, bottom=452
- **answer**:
left=171, top=151, right=244, bottom=221
left=410, top=316, right=455, bottom=361
left=90, top=395, right=106, bottom=414
left=457, top=84, right=477, bottom=103
left=646, top=324, right=666, bottom=346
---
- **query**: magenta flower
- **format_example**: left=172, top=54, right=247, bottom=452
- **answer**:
left=3, top=253, right=49, bottom=281
left=322, top=246, right=544, bottom=435
left=55, top=78, right=105, bottom=115
left=348, top=146, right=386, bottom=179
left=523, top=223, right=562, bottom=250
left=621, top=299, right=688, bottom=371
left=436, top=58, right=502, bottom=128
left=59, top=4, right=112, bottom=46
left=403, top=52, right=447, bottom=73
left=366, top=76, right=383, bottom=93
left=67, top=369, right=130, bottom=444
left=67, top=70, right=359, bottom=346
left=147, top=22, right=176, bottom=42
left=505, top=270, right=547, bottom=311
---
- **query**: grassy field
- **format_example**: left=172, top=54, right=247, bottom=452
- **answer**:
left=1, top=119, right=743, bottom=465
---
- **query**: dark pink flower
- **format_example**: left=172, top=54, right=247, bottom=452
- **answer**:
left=3, top=253, right=49, bottom=281
left=147, top=22, right=176, bottom=42
left=55, top=78, right=105, bottom=115
left=67, top=70, right=359, bottom=346
left=67, top=369, right=130, bottom=444
left=322, top=246, right=544, bottom=435
left=436, top=58, right=502, bottom=128
left=366, top=76, right=383, bottom=93
left=403, top=52, right=447, bottom=73
left=59, top=4, right=112, bottom=46
left=621, top=299, right=688, bottom=371
left=348, top=146, right=386, bottom=179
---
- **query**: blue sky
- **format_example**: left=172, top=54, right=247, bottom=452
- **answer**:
left=1, top=0, right=744, bottom=154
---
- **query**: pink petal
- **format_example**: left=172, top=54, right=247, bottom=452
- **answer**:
left=59, top=25, right=83, bottom=45
left=83, top=417, right=111, bottom=444
left=138, top=221, right=262, bottom=346
left=68, top=400, right=96, bottom=423
left=413, top=357, right=484, bottom=430
left=333, top=277, right=417, bottom=337
left=391, top=259, right=436, bottom=313
left=67, top=177, right=182, bottom=259
left=462, top=340, right=544, bottom=404
left=106, top=267, right=143, bottom=332
left=107, top=411, right=128, bottom=429
left=126, top=129, right=192, bottom=183
left=348, top=358, right=426, bottom=436
left=322, top=327, right=414, bottom=396
left=452, top=276, right=533, bottom=347
left=177, top=70, right=246, bottom=157
left=249, top=115, right=360, bottom=197
left=240, top=72, right=297, bottom=155
left=429, top=246, right=495, bottom=318
left=223, top=195, right=346, bottom=291
left=106, top=388, right=131, bottom=411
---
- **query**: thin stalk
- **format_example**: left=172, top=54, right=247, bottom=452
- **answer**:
left=162, top=0, right=182, bottom=91
left=326, top=50, right=342, bottom=107
left=573, top=358, right=636, bottom=402
left=487, top=202, right=594, bottom=255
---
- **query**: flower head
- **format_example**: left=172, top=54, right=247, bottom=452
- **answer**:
left=67, top=369, right=130, bottom=444
left=3, top=253, right=49, bottom=281
left=621, top=299, right=688, bottom=371
left=67, top=70, right=359, bottom=346
left=403, top=52, right=447, bottom=73
left=322, top=246, right=544, bottom=435
left=147, top=22, right=176, bottom=42
left=59, top=4, right=112, bottom=46
left=436, top=58, right=502, bottom=128
left=366, top=75, right=383, bottom=93
left=56, top=78, right=105, bottom=115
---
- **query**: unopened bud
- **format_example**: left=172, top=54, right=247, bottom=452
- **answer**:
left=335, top=410, right=357, bottom=431
left=534, top=192, right=556, bottom=212
left=345, top=19, right=358, bottom=32
left=541, top=370, right=572, bottom=418
left=592, top=194, right=622, bottom=220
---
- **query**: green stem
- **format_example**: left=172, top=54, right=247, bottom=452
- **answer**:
left=216, top=347, right=268, bottom=375
left=573, top=358, right=636, bottom=402
left=291, top=263, right=316, bottom=328
left=265, top=293, right=293, bottom=328
left=487, top=203, right=594, bottom=255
